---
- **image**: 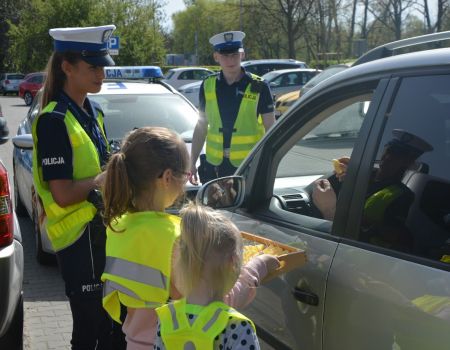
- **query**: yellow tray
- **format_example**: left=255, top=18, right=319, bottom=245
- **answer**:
left=241, top=231, right=307, bottom=282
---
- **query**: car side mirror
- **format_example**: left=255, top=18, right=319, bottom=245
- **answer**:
left=12, top=134, right=33, bottom=150
left=196, top=176, right=245, bottom=210
left=0, top=118, right=9, bottom=145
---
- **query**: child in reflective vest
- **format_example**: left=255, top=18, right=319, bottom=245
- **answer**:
left=154, top=203, right=261, bottom=350
left=101, top=127, right=279, bottom=350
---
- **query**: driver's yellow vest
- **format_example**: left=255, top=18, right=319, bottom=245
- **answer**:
left=102, top=212, right=180, bottom=323
left=32, top=101, right=108, bottom=252
left=155, top=298, right=255, bottom=349
left=204, top=74, right=265, bottom=167
left=364, top=184, right=407, bottom=227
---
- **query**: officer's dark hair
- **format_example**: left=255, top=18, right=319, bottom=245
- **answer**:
left=41, top=51, right=82, bottom=109
left=102, top=127, right=190, bottom=231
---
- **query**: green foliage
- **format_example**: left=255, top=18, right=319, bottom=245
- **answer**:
left=6, top=0, right=168, bottom=73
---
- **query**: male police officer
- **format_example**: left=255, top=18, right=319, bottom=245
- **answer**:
left=189, top=31, right=275, bottom=185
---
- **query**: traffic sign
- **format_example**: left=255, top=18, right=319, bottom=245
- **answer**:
left=108, top=36, right=119, bottom=55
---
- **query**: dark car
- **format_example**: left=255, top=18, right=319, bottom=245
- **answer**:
left=197, top=31, right=450, bottom=349
left=19, top=72, right=46, bottom=106
left=0, top=105, right=24, bottom=349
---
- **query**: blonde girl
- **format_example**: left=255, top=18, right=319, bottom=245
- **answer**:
left=101, top=127, right=278, bottom=350
left=154, top=203, right=261, bottom=349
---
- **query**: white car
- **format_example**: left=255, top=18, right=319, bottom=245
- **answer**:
left=178, top=80, right=203, bottom=108
left=262, top=68, right=321, bottom=100
left=161, top=67, right=214, bottom=89
left=13, top=71, right=201, bottom=264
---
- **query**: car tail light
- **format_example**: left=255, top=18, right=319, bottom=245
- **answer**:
left=0, top=162, right=13, bottom=247
left=5, top=80, right=10, bottom=85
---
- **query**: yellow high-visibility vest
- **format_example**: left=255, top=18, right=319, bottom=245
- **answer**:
left=204, top=74, right=265, bottom=167
left=102, top=212, right=180, bottom=323
left=155, top=298, right=255, bottom=349
left=32, top=101, right=108, bottom=251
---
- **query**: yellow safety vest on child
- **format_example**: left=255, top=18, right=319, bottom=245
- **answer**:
left=102, top=212, right=180, bottom=323
left=156, top=298, right=255, bottom=350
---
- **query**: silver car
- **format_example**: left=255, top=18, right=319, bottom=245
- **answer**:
left=0, top=73, right=25, bottom=95
left=0, top=112, right=24, bottom=349
left=197, top=31, right=450, bottom=349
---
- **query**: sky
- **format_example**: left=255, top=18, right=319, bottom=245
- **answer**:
left=163, top=0, right=186, bottom=29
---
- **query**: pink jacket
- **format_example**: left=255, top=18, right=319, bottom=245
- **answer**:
left=122, top=256, right=268, bottom=350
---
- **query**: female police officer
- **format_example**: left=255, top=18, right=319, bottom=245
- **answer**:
left=32, top=25, right=124, bottom=349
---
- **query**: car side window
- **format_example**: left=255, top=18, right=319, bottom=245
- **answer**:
left=355, top=74, right=450, bottom=264
left=274, top=93, right=372, bottom=224
left=179, top=71, right=193, bottom=80
left=193, top=70, right=210, bottom=79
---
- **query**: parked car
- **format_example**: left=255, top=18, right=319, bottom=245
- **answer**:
left=241, top=59, right=308, bottom=76
left=262, top=68, right=321, bottom=100
left=0, top=73, right=25, bottom=95
left=13, top=72, right=201, bottom=264
left=18, top=72, right=46, bottom=106
left=178, top=80, right=203, bottom=108
left=274, top=64, right=350, bottom=119
left=161, top=67, right=214, bottom=89
left=0, top=108, right=24, bottom=349
left=299, top=63, right=350, bottom=97
left=197, top=31, right=450, bottom=349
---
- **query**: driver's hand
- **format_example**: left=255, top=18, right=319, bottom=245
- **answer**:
left=335, top=156, right=350, bottom=182
left=189, top=165, right=199, bottom=185
left=312, top=179, right=337, bottom=220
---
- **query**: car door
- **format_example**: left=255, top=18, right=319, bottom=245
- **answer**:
left=229, top=77, right=389, bottom=349
left=14, top=97, right=39, bottom=216
left=323, top=71, right=450, bottom=349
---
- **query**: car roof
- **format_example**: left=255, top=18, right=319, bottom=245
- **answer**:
left=263, top=68, right=320, bottom=76
left=242, top=59, right=306, bottom=65
left=300, top=47, right=450, bottom=101
left=168, top=67, right=213, bottom=72
left=91, top=81, right=178, bottom=96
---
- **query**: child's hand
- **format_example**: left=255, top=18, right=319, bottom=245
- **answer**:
left=258, top=254, right=281, bottom=272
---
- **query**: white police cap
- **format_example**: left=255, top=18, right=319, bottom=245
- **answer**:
left=388, top=129, right=433, bottom=156
left=49, top=25, right=116, bottom=67
left=209, top=31, right=245, bottom=53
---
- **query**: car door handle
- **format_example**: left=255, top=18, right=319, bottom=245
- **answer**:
left=291, top=287, right=319, bottom=306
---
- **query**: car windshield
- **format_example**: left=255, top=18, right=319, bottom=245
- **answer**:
left=262, top=71, right=280, bottom=82
left=8, top=74, right=25, bottom=80
left=303, top=66, right=348, bottom=89
left=164, top=70, right=175, bottom=79
left=89, top=94, right=198, bottom=142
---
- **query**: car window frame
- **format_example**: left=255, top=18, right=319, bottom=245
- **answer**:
left=342, top=68, right=450, bottom=271
left=235, top=78, right=390, bottom=238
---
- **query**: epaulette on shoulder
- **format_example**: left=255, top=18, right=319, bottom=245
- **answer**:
left=90, top=100, right=104, bottom=115
left=249, top=74, right=264, bottom=93
left=49, top=101, right=69, bottom=121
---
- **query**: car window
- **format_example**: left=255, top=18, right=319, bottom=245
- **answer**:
left=165, top=70, right=175, bottom=79
left=354, top=73, right=450, bottom=264
left=8, top=74, right=25, bottom=80
left=178, top=71, right=194, bottom=80
left=274, top=93, right=372, bottom=223
left=89, top=94, right=197, bottom=140
left=193, top=70, right=211, bottom=79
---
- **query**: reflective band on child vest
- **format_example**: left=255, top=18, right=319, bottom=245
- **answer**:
left=204, top=74, right=265, bottom=167
left=101, top=212, right=180, bottom=323
left=155, top=298, right=256, bottom=350
left=31, top=101, right=108, bottom=252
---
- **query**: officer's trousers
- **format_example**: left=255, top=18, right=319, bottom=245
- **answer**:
left=56, top=223, right=126, bottom=350
left=200, top=158, right=237, bottom=184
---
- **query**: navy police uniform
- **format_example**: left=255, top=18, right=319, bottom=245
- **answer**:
left=198, top=31, right=274, bottom=183
left=36, top=25, right=125, bottom=350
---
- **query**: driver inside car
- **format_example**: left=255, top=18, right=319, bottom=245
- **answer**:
left=312, top=129, right=433, bottom=253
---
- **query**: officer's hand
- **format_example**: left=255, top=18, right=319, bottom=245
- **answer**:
left=189, top=165, right=199, bottom=186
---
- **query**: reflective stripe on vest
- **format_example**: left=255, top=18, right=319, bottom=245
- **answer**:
left=31, top=101, right=108, bottom=251
left=204, top=75, right=265, bottom=167
left=155, top=298, right=255, bottom=350
left=364, top=184, right=406, bottom=227
left=102, top=212, right=180, bottom=323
